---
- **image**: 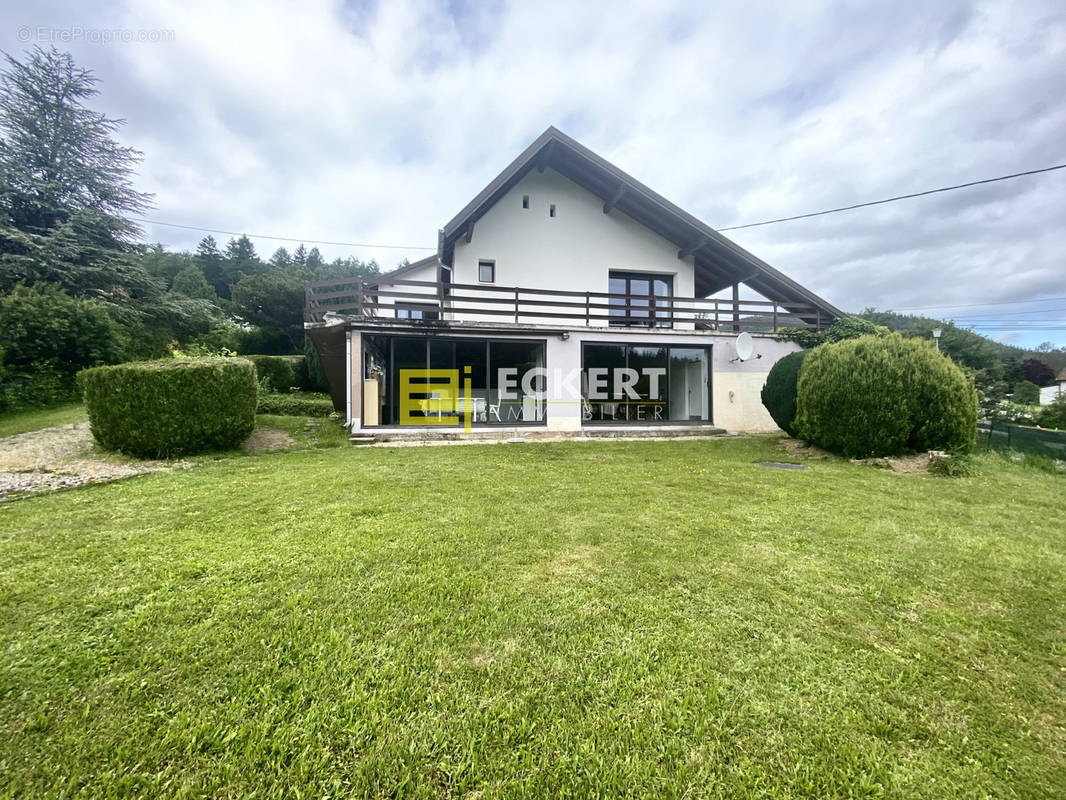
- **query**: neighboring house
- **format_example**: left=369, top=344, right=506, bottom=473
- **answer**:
left=1039, top=368, right=1066, bottom=406
left=306, top=127, right=843, bottom=438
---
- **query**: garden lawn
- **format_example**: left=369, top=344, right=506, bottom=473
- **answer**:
left=0, top=437, right=1063, bottom=798
left=0, top=404, right=86, bottom=438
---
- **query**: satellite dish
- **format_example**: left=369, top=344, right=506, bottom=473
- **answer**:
left=735, top=332, right=754, bottom=361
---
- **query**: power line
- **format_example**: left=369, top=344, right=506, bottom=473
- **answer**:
left=716, top=163, right=1066, bottom=232
left=889, top=295, right=1066, bottom=312
left=130, top=217, right=436, bottom=251
left=951, top=307, right=1066, bottom=320
left=131, top=161, right=1066, bottom=253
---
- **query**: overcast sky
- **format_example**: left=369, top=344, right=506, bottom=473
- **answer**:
left=3, top=0, right=1064, bottom=347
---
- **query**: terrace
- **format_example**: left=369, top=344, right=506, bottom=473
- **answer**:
left=305, top=276, right=832, bottom=333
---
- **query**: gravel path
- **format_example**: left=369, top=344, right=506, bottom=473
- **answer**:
left=0, top=423, right=181, bottom=502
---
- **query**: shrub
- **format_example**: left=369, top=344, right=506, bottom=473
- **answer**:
left=1038, top=395, right=1066, bottom=430
left=760, top=350, right=809, bottom=436
left=794, top=334, right=978, bottom=457
left=300, top=336, right=330, bottom=392
left=1012, top=380, right=1040, bottom=405
left=776, top=316, right=889, bottom=349
left=0, top=283, right=123, bottom=377
left=0, top=364, right=78, bottom=413
left=247, top=355, right=297, bottom=393
left=257, top=392, right=334, bottom=417
left=77, top=358, right=257, bottom=457
left=929, top=451, right=977, bottom=478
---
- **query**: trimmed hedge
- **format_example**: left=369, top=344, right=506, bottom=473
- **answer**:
left=257, top=392, right=334, bottom=417
left=794, top=334, right=978, bottom=457
left=78, top=359, right=257, bottom=458
left=247, top=355, right=298, bottom=392
left=760, top=350, right=808, bottom=436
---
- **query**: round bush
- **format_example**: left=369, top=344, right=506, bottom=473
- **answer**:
left=760, top=349, right=809, bottom=436
left=77, top=358, right=257, bottom=458
left=794, top=334, right=978, bottom=457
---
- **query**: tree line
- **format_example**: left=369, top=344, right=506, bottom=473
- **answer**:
left=0, top=46, right=391, bottom=411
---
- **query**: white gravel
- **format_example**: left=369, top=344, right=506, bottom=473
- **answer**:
left=0, top=422, right=182, bottom=501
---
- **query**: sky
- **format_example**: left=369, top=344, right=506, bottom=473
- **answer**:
left=2, top=0, right=1065, bottom=348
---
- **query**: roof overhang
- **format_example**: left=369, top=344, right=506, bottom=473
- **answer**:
left=439, top=127, right=845, bottom=321
left=369, top=254, right=441, bottom=288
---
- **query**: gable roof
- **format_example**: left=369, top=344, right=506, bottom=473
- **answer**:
left=373, top=254, right=440, bottom=286
left=439, top=127, right=844, bottom=321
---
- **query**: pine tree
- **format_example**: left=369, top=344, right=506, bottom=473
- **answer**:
left=269, top=247, right=292, bottom=268
left=0, top=47, right=155, bottom=304
left=305, top=246, right=325, bottom=273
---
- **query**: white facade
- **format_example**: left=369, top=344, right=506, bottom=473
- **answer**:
left=446, top=168, right=695, bottom=328
left=1040, top=382, right=1065, bottom=405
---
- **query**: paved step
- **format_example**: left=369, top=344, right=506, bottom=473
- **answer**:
left=349, top=426, right=727, bottom=446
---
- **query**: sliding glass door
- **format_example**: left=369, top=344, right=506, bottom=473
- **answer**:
left=363, top=335, right=545, bottom=427
left=582, top=342, right=711, bottom=423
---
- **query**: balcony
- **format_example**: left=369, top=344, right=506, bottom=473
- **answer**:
left=305, top=277, right=831, bottom=333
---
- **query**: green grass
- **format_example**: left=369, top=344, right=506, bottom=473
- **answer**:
left=0, top=438, right=1063, bottom=798
left=0, top=403, right=87, bottom=437
left=253, top=414, right=349, bottom=449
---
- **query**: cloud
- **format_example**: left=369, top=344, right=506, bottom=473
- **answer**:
left=2, top=0, right=1064, bottom=346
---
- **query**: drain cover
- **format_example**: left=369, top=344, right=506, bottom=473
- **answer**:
left=754, top=461, right=809, bottom=470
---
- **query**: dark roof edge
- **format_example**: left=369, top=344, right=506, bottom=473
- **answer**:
left=372, top=254, right=440, bottom=286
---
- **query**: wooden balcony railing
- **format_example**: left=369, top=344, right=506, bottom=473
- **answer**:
left=306, top=277, right=829, bottom=332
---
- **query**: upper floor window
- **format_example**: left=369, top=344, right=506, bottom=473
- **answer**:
left=608, top=271, right=673, bottom=328
left=478, top=260, right=495, bottom=283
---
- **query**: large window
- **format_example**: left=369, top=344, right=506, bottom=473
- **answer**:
left=582, top=342, right=710, bottom=424
left=608, top=271, right=673, bottom=328
left=362, top=335, right=545, bottom=427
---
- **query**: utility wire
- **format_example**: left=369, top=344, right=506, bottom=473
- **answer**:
left=950, top=308, right=1066, bottom=320
left=716, top=163, right=1066, bottom=231
left=133, top=162, right=1066, bottom=251
left=130, top=217, right=436, bottom=251
left=890, top=295, right=1066, bottom=312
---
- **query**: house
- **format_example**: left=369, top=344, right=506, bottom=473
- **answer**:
left=1039, top=368, right=1066, bottom=406
left=306, top=127, right=844, bottom=439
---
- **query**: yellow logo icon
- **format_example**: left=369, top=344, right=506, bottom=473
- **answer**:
left=398, top=367, right=472, bottom=432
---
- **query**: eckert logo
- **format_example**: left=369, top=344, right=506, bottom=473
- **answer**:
left=399, top=366, right=667, bottom=430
